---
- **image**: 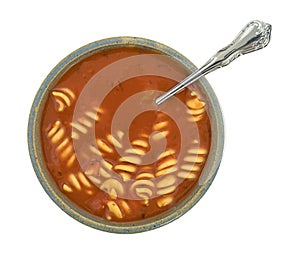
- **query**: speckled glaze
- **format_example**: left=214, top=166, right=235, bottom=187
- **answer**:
left=28, top=37, right=224, bottom=233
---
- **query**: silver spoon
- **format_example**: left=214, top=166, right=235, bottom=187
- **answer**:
left=155, top=20, right=272, bottom=105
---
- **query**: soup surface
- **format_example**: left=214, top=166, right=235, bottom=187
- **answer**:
left=41, top=46, right=211, bottom=222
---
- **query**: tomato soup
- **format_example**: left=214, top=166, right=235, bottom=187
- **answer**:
left=40, top=46, right=211, bottom=222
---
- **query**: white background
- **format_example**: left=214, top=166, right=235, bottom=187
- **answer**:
left=1, top=0, right=299, bottom=253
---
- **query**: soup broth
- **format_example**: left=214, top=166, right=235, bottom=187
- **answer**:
left=40, top=46, right=211, bottom=222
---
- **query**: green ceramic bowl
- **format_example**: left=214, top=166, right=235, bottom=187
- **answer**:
left=28, top=37, right=224, bottom=233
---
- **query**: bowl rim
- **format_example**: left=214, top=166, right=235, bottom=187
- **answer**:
left=28, top=36, right=224, bottom=233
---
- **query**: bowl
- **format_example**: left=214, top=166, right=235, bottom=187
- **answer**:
left=28, top=37, right=224, bottom=233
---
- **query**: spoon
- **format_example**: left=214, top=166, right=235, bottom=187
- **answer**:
left=155, top=20, right=272, bottom=105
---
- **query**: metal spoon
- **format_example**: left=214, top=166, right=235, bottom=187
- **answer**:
left=155, top=20, right=272, bottom=105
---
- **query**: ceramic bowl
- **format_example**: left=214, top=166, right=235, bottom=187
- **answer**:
left=28, top=37, right=224, bottom=233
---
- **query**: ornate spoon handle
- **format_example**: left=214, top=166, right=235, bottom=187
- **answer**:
left=155, top=20, right=272, bottom=105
